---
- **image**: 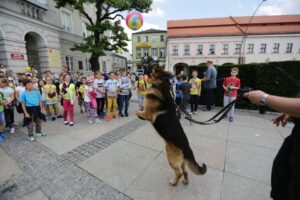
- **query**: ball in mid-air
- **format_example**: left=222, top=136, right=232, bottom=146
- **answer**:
left=25, top=66, right=31, bottom=72
left=126, top=12, right=143, bottom=31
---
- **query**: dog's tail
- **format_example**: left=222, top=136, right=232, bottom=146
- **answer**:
left=183, top=146, right=207, bottom=175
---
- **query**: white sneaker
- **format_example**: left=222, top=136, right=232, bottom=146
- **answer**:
left=95, top=118, right=103, bottom=124
left=88, top=119, right=94, bottom=124
left=10, top=127, right=15, bottom=134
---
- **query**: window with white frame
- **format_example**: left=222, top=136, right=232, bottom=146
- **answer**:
left=65, top=56, right=73, bottom=71
left=286, top=43, right=293, bottom=53
left=137, top=36, right=141, bottom=42
left=222, top=44, right=228, bottom=54
left=61, top=11, right=71, bottom=33
left=197, top=45, right=203, bottom=55
left=160, top=35, right=165, bottom=42
left=78, top=60, right=83, bottom=70
left=273, top=43, right=280, bottom=53
left=144, top=48, right=149, bottom=57
left=235, top=44, right=241, bottom=54
left=143, top=36, right=148, bottom=42
left=209, top=44, right=215, bottom=55
left=248, top=43, right=254, bottom=53
left=184, top=45, right=190, bottom=55
left=151, top=48, right=158, bottom=58
left=260, top=43, right=267, bottom=53
left=159, top=48, right=165, bottom=58
left=136, top=48, right=141, bottom=59
left=172, top=45, right=178, bottom=55
left=82, top=22, right=88, bottom=38
left=85, top=59, right=90, bottom=71
left=102, top=61, right=106, bottom=72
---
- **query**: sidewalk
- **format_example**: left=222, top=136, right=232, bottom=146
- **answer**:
left=0, top=102, right=291, bottom=200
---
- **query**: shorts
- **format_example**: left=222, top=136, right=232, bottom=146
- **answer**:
left=46, top=100, right=57, bottom=105
left=78, top=96, right=84, bottom=106
left=0, top=111, right=5, bottom=125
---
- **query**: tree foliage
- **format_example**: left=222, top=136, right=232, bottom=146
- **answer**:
left=54, top=0, right=152, bottom=72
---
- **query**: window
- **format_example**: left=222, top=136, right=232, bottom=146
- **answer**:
left=65, top=56, right=73, bottom=71
left=144, top=36, right=148, bottom=42
left=102, top=61, right=106, bottom=72
left=209, top=44, right=215, bottom=55
left=61, top=11, right=71, bottom=32
left=137, top=36, right=141, bottom=42
left=78, top=60, right=83, bottom=70
left=222, top=44, right=228, bottom=54
left=248, top=44, right=254, bottom=53
left=151, top=48, right=158, bottom=58
left=172, top=45, right=178, bottom=55
left=160, top=35, right=165, bottom=42
left=260, top=43, right=267, bottom=53
left=144, top=48, right=149, bottom=57
left=286, top=43, right=293, bottom=53
left=159, top=48, right=165, bottom=58
left=184, top=45, right=190, bottom=55
left=136, top=48, right=141, bottom=59
left=235, top=44, right=241, bottom=54
left=273, top=43, right=280, bottom=53
left=82, top=22, right=88, bottom=38
left=151, top=36, right=157, bottom=42
left=197, top=45, right=203, bottom=55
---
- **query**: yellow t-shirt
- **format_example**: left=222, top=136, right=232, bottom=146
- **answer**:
left=44, top=84, right=57, bottom=101
left=189, top=78, right=201, bottom=95
left=59, top=83, right=75, bottom=100
left=78, top=84, right=85, bottom=96
left=135, top=80, right=147, bottom=95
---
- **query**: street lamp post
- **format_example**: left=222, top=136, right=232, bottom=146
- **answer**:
left=238, top=0, right=267, bottom=64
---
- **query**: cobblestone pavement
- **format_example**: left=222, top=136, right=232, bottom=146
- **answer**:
left=0, top=118, right=146, bottom=200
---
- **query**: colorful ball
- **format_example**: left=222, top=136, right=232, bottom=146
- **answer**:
left=126, top=12, right=143, bottom=31
left=25, top=66, right=31, bottom=72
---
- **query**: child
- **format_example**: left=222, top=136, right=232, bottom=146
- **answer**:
left=60, top=74, right=76, bottom=126
left=93, top=72, right=106, bottom=118
left=38, top=79, right=47, bottom=106
left=180, top=74, right=191, bottom=111
left=105, top=72, right=120, bottom=121
left=175, top=75, right=182, bottom=107
left=78, top=77, right=86, bottom=113
left=189, top=70, right=201, bottom=115
left=19, top=80, right=45, bottom=141
left=0, top=78, right=15, bottom=133
left=223, top=67, right=241, bottom=122
left=0, top=92, right=8, bottom=142
left=44, top=77, right=61, bottom=121
left=119, top=70, right=131, bottom=117
left=135, top=73, right=147, bottom=111
left=84, top=77, right=100, bottom=124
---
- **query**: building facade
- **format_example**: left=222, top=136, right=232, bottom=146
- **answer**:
left=0, top=0, right=126, bottom=74
left=132, top=29, right=167, bottom=70
left=167, top=15, right=300, bottom=75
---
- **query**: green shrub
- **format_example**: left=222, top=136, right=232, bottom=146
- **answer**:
left=187, top=61, right=300, bottom=110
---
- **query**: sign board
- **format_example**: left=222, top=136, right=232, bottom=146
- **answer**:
left=48, top=48, right=61, bottom=68
left=136, top=42, right=152, bottom=48
left=11, top=53, right=24, bottom=60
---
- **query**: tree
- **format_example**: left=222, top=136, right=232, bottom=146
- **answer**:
left=54, top=0, right=152, bottom=72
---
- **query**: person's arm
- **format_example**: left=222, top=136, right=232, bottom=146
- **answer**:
left=40, top=100, right=44, bottom=112
left=21, top=102, right=29, bottom=118
left=245, top=90, right=300, bottom=118
left=7, top=91, right=14, bottom=104
left=202, top=70, right=211, bottom=82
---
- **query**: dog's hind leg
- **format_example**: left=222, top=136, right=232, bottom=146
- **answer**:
left=166, top=142, right=183, bottom=186
left=182, top=163, right=189, bottom=185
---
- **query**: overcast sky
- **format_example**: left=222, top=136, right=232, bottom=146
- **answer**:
left=121, top=0, right=300, bottom=52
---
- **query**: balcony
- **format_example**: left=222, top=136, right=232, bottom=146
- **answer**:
left=20, top=1, right=46, bottom=21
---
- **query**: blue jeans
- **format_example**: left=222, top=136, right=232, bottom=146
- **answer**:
left=119, top=95, right=130, bottom=115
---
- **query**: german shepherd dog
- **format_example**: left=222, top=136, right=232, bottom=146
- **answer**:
left=136, top=66, right=207, bottom=186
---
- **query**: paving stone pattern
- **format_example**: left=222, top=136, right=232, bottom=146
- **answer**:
left=0, top=118, right=146, bottom=200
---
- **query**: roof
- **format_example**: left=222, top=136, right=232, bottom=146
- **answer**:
left=133, top=29, right=167, bottom=35
left=167, top=15, right=300, bottom=38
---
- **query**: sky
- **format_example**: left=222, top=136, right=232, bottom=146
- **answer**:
left=121, top=0, right=300, bottom=52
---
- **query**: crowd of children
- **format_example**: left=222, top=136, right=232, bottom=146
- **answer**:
left=0, top=66, right=151, bottom=142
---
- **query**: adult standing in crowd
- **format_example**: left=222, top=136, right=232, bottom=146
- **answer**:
left=202, top=60, right=217, bottom=111
left=245, top=90, right=300, bottom=200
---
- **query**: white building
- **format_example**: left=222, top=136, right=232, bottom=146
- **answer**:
left=0, top=0, right=126, bottom=74
left=167, top=15, right=300, bottom=75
